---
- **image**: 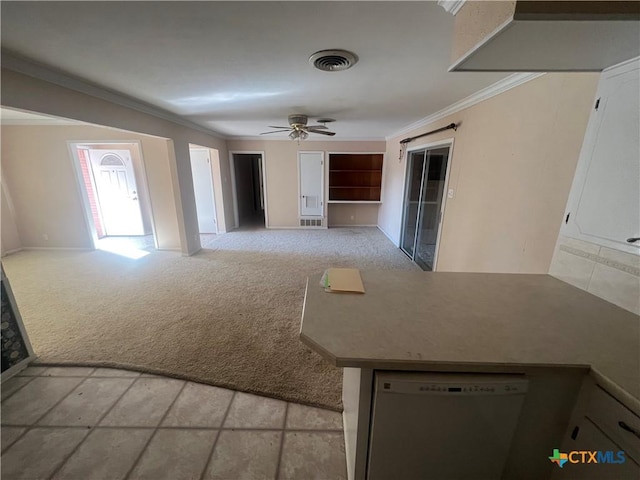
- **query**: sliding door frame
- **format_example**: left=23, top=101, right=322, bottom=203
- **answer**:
left=399, top=138, right=455, bottom=271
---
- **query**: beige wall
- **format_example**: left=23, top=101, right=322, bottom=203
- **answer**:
left=1, top=125, right=183, bottom=250
left=328, top=204, right=379, bottom=227
left=1, top=179, right=22, bottom=255
left=1, top=68, right=232, bottom=255
left=226, top=140, right=386, bottom=228
left=379, top=73, right=599, bottom=273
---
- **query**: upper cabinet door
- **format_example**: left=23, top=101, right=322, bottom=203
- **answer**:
left=563, top=58, right=640, bottom=254
left=298, top=152, right=324, bottom=217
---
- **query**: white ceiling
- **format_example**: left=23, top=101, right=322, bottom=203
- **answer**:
left=0, top=1, right=507, bottom=139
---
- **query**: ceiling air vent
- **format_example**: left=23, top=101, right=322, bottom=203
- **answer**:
left=310, top=50, right=358, bottom=72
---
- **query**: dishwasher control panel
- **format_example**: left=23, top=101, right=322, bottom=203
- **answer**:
left=377, top=372, right=528, bottom=396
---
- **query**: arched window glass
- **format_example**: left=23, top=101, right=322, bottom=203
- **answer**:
left=100, top=154, right=124, bottom=166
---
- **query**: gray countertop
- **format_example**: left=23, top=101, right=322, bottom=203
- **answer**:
left=300, top=271, right=640, bottom=403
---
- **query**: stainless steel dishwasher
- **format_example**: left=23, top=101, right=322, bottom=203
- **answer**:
left=367, top=372, right=529, bottom=480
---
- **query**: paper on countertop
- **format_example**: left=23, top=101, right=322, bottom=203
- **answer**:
left=320, top=268, right=365, bottom=294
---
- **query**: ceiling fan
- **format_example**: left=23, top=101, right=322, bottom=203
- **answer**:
left=261, top=114, right=336, bottom=140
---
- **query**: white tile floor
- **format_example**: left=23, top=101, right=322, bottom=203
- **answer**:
left=1, top=366, right=346, bottom=480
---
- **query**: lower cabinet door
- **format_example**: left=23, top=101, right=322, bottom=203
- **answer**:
left=551, top=417, right=640, bottom=480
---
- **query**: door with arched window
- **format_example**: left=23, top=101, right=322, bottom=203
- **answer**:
left=88, top=149, right=145, bottom=236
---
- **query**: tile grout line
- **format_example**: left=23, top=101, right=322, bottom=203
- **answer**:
left=198, top=391, right=237, bottom=480
left=17, top=373, right=131, bottom=379
left=0, top=373, right=61, bottom=456
left=1, top=424, right=344, bottom=433
left=15, top=373, right=341, bottom=415
left=9, top=373, right=94, bottom=480
left=0, top=426, right=30, bottom=454
left=274, top=402, right=290, bottom=480
left=123, top=379, right=188, bottom=480
left=31, top=375, right=93, bottom=427
left=3, top=373, right=345, bottom=478
left=44, top=374, right=140, bottom=480
left=1, top=375, right=37, bottom=403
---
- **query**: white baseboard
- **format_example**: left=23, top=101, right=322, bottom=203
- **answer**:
left=377, top=225, right=399, bottom=247
left=22, top=247, right=93, bottom=252
left=328, top=224, right=378, bottom=228
left=266, top=226, right=327, bottom=230
left=156, top=248, right=181, bottom=252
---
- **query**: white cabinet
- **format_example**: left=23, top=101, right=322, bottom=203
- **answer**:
left=553, top=378, right=640, bottom=480
left=552, top=418, right=639, bottom=479
left=562, top=58, right=640, bottom=254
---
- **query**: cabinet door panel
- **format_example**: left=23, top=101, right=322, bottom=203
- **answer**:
left=551, top=418, right=640, bottom=480
left=563, top=59, right=640, bottom=253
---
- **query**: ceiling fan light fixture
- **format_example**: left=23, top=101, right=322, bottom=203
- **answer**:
left=262, top=114, right=336, bottom=140
left=288, top=129, right=309, bottom=141
left=309, top=50, right=358, bottom=72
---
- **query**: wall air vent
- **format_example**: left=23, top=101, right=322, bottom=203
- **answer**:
left=309, top=50, right=358, bottom=72
left=300, top=218, right=323, bottom=228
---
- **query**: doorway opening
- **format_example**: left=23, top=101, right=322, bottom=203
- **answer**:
left=230, top=152, right=266, bottom=229
left=189, top=146, right=219, bottom=248
left=70, top=142, right=156, bottom=258
left=400, top=143, right=452, bottom=271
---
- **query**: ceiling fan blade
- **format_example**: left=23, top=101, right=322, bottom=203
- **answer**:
left=260, top=130, right=291, bottom=135
left=309, top=130, right=336, bottom=136
left=306, top=125, right=328, bottom=130
left=267, top=125, right=291, bottom=129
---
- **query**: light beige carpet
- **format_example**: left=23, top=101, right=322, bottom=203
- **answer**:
left=2, top=227, right=417, bottom=410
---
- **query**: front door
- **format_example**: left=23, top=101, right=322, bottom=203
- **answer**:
left=88, top=149, right=144, bottom=236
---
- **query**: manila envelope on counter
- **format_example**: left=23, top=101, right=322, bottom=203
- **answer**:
left=324, top=268, right=365, bottom=294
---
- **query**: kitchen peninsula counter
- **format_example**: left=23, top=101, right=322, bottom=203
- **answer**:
left=300, top=271, right=639, bottom=479
left=301, top=271, right=639, bottom=402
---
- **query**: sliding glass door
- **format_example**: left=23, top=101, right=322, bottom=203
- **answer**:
left=400, top=145, right=450, bottom=271
left=401, top=150, right=426, bottom=258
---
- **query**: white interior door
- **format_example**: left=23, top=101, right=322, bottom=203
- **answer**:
left=190, top=149, right=217, bottom=234
left=299, top=152, right=324, bottom=217
left=88, top=149, right=144, bottom=236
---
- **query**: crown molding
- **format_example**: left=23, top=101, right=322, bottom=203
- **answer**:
left=437, top=0, right=467, bottom=16
left=386, top=72, right=545, bottom=140
left=227, top=136, right=386, bottom=143
left=1, top=51, right=226, bottom=139
left=1, top=118, right=84, bottom=126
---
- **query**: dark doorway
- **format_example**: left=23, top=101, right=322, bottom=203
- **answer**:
left=232, top=153, right=265, bottom=228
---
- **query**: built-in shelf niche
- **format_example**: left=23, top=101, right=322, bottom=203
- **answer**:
left=328, top=153, right=383, bottom=202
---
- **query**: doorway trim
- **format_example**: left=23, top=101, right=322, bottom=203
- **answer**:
left=400, top=138, right=455, bottom=271
left=229, top=150, right=268, bottom=229
left=68, top=140, right=158, bottom=249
